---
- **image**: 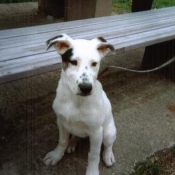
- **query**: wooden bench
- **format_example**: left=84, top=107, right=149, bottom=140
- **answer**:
left=0, top=6, right=175, bottom=84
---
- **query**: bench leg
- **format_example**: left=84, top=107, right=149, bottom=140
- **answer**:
left=132, top=0, right=153, bottom=12
left=132, top=0, right=175, bottom=81
left=141, top=40, right=175, bottom=81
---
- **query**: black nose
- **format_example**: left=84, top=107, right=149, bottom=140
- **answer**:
left=79, top=83, right=92, bottom=95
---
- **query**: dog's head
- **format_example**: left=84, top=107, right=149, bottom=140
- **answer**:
left=46, top=34, right=114, bottom=96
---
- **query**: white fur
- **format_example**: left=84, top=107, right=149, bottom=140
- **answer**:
left=43, top=34, right=117, bottom=175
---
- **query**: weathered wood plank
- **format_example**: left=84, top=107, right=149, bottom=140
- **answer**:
left=112, top=26, right=175, bottom=53
left=1, top=7, right=175, bottom=84
left=0, top=52, right=61, bottom=84
left=1, top=16, right=175, bottom=61
left=0, top=6, right=175, bottom=39
left=1, top=24, right=175, bottom=85
left=1, top=10, right=175, bottom=50
left=64, top=0, right=112, bottom=21
left=2, top=25, right=175, bottom=72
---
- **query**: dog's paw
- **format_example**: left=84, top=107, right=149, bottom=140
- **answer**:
left=43, top=150, right=63, bottom=166
left=103, top=149, right=115, bottom=167
left=67, top=143, right=76, bottom=153
left=67, top=136, right=79, bottom=153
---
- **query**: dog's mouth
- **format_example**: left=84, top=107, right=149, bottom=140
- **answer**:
left=77, top=92, right=91, bottom=97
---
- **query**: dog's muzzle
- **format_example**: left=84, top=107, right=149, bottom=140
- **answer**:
left=78, top=83, right=92, bottom=96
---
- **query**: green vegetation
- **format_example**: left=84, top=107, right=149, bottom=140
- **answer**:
left=130, top=146, right=175, bottom=175
left=112, top=0, right=175, bottom=14
left=153, top=0, right=175, bottom=9
left=112, top=0, right=131, bottom=14
left=1, top=0, right=175, bottom=8
left=130, top=161, right=162, bottom=175
left=0, top=0, right=36, bottom=3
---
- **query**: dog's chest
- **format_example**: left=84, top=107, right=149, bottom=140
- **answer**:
left=53, top=100, right=95, bottom=137
left=53, top=96, right=103, bottom=137
left=61, top=118, right=89, bottom=138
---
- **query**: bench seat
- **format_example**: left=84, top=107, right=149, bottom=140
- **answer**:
left=0, top=6, right=175, bottom=84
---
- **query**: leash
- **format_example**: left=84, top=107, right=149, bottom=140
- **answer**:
left=98, top=56, right=175, bottom=79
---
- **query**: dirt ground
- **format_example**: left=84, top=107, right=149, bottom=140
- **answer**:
left=0, top=2, right=63, bottom=30
left=0, top=2, right=175, bottom=175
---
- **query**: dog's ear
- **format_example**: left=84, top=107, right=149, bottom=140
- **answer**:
left=96, top=37, right=115, bottom=57
left=46, top=34, right=72, bottom=55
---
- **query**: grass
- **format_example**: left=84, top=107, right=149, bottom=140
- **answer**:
left=153, top=0, right=175, bottom=9
left=129, top=146, right=175, bottom=175
left=112, top=0, right=131, bottom=14
left=112, top=0, right=175, bottom=14
left=1, top=0, right=175, bottom=8
left=0, top=0, right=36, bottom=3
left=130, top=161, right=162, bottom=175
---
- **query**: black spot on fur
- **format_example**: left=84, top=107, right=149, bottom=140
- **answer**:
left=61, top=48, right=73, bottom=63
left=82, top=73, right=86, bottom=77
left=83, top=78, right=88, bottom=82
left=98, top=37, right=107, bottom=43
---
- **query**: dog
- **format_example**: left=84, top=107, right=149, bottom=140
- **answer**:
left=43, top=34, right=117, bottom=175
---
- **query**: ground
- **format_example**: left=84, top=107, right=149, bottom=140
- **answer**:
left=0, top=2, right=175, bottom=175
left=0, top=2, right=62, bottom=30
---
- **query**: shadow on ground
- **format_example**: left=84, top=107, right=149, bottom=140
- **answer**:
left=0, top=49, right=175, bottom=175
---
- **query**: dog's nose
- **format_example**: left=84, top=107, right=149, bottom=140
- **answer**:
left=79, top=83, right=92, bottom=95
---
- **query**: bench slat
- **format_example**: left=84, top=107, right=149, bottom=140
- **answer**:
left=1, top=8, right=175, bottom=49
left=0, top=7, right=175, bottom=48
left=1, top=25, right=175, bottom=85
left=0, top=52, right=61, bottom=84
left=112, top=25, right=175, bottom=52
left=0, top=6, right=175, bottom=84
left=1, top=6, right=174, bottom=39
left=1, top=16, right=175, bottom=61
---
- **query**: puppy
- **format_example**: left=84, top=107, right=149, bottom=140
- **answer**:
left=43, top=34, right=117, bottom=175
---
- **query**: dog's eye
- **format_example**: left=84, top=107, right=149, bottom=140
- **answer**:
left=70, top=60, right=77, bottom=66
left=92, top=62, right=97, bottom=67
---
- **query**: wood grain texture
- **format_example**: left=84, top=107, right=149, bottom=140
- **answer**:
left=0, top=7, right=175, bottom=84
left=64, top=0, right=112, bottom=21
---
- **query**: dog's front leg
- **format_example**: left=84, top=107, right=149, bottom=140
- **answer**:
left=43, top=119, right=69, bottom=166
left=86, top=127, right=103, bottom=175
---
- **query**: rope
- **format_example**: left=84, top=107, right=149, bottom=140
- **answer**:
left=106, top=56, right=175, bottom=73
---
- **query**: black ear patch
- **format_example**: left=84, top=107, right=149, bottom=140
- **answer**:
left=46, top=35, right=64, bottom=49
left=61, top=48, right=73, bottom=70
left=98, top=37, right=107, bottom=43
left=61, top=48, right=73, bottom=62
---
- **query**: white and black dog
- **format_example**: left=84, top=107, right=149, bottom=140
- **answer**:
left=43, top=34, right=117, bottom=175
